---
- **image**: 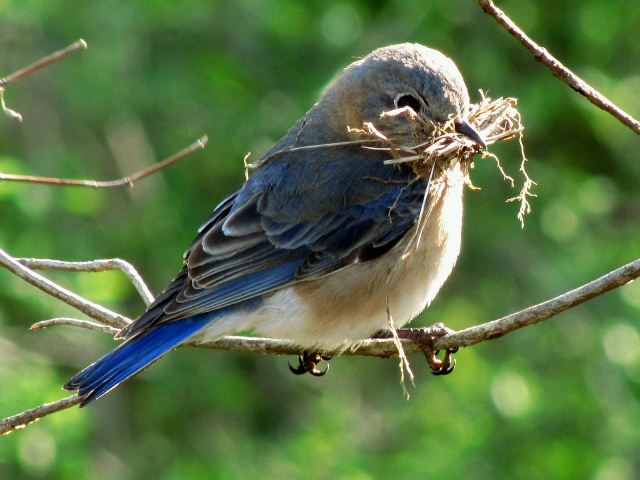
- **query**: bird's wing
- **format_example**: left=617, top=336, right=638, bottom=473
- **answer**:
left=120, top=150, right=427, bottom=340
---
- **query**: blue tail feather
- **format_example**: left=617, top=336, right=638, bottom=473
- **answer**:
left=64, top=315, right=212, bottom=406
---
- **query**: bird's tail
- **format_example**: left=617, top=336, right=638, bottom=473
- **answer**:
left=64, top=315, right=211, bottom=406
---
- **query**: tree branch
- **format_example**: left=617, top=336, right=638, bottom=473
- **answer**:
left=0, top=135, right=208, bottom=188
left=0, top=39, right=87, bottom=121
left=0, top=39, right=87, bottom=88
left=3, top=256, right=638, bottom=435
left=432, top=257, right=640, bottom=350
left=0, top=247, right=130, bottom=328
left=477, top=0, right=640, bottom=135
left=30, top=317, right=120, bottom=336
left=16, top=258, right=154, bottom=306
left=0, top=395, right=82, bottom=435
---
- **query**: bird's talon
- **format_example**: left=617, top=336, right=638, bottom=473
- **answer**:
left=310, top=364, right=330, bottom=377
left=288, top=355, right=309, bottom=375
left=288, top=351, right=331, bottom=377
left=432, top=356, right=456, bottom=376
left=397, top=323, right=458, bottom=376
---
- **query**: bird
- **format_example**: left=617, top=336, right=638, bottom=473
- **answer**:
left=64, top=42, right=485, bottom=405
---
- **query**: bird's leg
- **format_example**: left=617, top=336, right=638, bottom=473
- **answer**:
left=376, top=323, right=458, bottom=375
left=288, top=351, right=332, bottom=377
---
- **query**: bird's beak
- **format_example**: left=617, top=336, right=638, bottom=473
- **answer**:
left=454, top=118, right=486, bottom=149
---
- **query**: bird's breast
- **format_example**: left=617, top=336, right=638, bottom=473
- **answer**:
left=252, top=162, right=467, bottom=350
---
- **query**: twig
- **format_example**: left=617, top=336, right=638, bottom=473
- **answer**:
left=0, top=395, right=82, bottom=435
left=432, top=257, right=640, bottom=351
left=0, top=135, right=208, bottom=188
left=477, top=0, right=640, bottom=135
left=0, top=39, right=88, bottom=121
left=0, top=247, right=130, bottom=328
left=30, top=317, right=120, bottom=336
left=0, top=39, right=87, bottom=88
left=16, top=258, right=154, bottom=306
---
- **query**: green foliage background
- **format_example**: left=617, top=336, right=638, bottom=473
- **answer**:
left=1, top=1, right=639, bottom=478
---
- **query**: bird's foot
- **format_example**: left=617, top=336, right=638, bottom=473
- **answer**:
left=288, top=351, right=332, bottom=377
left=384, top=323, right=458, bottom=376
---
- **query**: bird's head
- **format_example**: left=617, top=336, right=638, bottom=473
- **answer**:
left=314, top=43, right=484, bottom=148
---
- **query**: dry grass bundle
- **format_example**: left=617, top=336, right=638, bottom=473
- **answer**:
left=351, top=93, right=533, bottom=226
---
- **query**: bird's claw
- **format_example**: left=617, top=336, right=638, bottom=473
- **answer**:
left=396, top=323, right=458, bottom=376
left=288, top=352, right=332, bottom=377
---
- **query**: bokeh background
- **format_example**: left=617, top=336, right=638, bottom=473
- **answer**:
left=1, top=1, right=639, bottom=478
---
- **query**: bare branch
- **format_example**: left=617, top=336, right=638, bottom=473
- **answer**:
left=17, top=257, right=154, bottom=306
left=0, top=135, right=208, bottom=188
left=30, top=317, right=120, bottom=336
left=432, top=257, right=640, bottom=350
left=0, top=39, right=87, bottom=88
left=0, top=247, right=130, bottom=328
left=0, top=395, right=82, bottom=435
left=477, top=0, right=640, bottom=135
left=3, top=256, right=639, bottom=434
left=0, top=39, right=87, bottom=122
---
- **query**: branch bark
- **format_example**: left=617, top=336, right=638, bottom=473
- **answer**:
left=477, top=0, right=640, bottom=135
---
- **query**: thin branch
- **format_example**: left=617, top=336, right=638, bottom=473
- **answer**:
left=1, top=39, right=88, bottom=122
left=30, top=317, right=120, bottom=336
left=0, top=135, right=208, bottom=188
left=3, top=256, right=639, bottom=434
left=477, top=0, right=640, bottom=135
left=0, top=395, right=82, bottom=435
left=432, top=257, right=640, bottom=351
left=0, top=247, right=130, bottom=328
left=17, top=258, right=154, bottom=306
left=0, top=39, right=87, bottom=88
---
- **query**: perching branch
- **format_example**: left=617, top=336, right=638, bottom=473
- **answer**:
left=431, top=257, right=640, bottom=351
left=476, top=0, right=640, bottom=135
left=0, top=39, right=87, bottom=121
left=0, top=135, right=208, bottom=188
left=2, top=254, right=639, bottom=434
left=0, top=395, right=83, bottom=434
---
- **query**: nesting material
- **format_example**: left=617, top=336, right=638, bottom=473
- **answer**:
left=351, top=93, right=533, bottom=226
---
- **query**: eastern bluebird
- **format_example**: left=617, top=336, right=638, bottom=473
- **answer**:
left=65, top=43, right=485, bottom=405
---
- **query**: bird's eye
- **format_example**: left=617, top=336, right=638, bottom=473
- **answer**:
left=395, top=93, right=422, bottom=113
